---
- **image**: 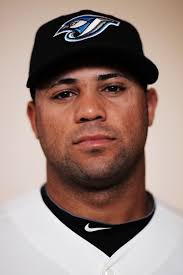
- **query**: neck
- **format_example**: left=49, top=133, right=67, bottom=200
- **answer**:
left=46, top=153, right=150, bottom=224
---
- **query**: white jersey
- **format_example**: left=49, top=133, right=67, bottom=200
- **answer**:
left=0, top=188, right=183, bottom=275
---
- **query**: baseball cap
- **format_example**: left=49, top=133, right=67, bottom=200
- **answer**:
left=26, top=10, right=159, bottom=89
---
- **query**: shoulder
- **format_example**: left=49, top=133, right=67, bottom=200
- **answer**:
left=0, top=187, right=42, bottom=216
left=0, top=188, right=69, bottom=275
left=147, top=197, right=183, bottom=255
left=146, top=198, right=183, bottom=274
left=0, top=187, right=44, bottom=234
left=155, top=198, right=183, bottom=229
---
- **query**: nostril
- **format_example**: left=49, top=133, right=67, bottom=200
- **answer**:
left=95, top=116, right=103, bottom=120
left=79, top=116, right=103, bottom=123
left=80, top=117, right=89, bottom=123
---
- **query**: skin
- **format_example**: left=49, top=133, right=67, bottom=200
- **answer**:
left=27, top=65, right=158, bottom=224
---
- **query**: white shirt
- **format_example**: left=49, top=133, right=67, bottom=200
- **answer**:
left=0, top=188, right=183, bottom=275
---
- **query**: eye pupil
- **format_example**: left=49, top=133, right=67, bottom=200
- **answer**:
left=62, top=91, right=70, bottom=97
left=109, top=86, right=117, bottom=91
left=71, top=20, right=78, bottom=26
left=107, top=85, right=120, bottom=92
left=54, top=91, right=73, bottom=100
left=105, top=84, right=126, bottom=95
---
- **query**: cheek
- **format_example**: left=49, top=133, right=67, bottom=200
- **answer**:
left=111, top=99, right=147, bottom=144
left=36, top=106, right=69, bottom=151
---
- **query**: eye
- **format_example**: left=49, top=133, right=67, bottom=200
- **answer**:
left=104, top=84, right=127, bottom=94
left=70, top=20, right=87, bottom=28
left=52, top=90, right=76, bottom=100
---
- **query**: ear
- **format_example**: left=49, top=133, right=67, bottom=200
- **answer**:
left=146, top=88, right=158, bottom=127
left=27, top=101, right=39, bottom=138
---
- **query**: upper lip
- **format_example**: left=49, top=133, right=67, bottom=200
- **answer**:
left=73, top=134, right=116, bottom=144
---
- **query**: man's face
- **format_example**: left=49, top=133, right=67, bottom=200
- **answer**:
left=28, top=66, right=157, bottom=191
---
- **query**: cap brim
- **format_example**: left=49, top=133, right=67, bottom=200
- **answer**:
left=26, top=44, right=159, bottom=88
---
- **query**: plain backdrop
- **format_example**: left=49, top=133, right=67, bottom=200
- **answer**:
left=1, top=0, right=183, bottom=211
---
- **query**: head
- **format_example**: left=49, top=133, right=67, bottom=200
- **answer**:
left=26, top=10, right=158, bottom=193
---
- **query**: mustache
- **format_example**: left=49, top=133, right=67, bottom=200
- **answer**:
left=71, top=123, right=120, bottom=144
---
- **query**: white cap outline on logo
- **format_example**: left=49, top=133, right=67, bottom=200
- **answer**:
left=53, top=14, right=120, bottom=42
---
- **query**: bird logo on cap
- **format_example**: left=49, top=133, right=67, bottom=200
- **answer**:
left=53, top=14, right=120, bottom=42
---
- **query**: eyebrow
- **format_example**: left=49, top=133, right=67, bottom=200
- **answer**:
left=49, top=72, right=127, bottom=89
left=97, top=72, right=126, bottom=81
left=50, top=78, right=78, bottom=87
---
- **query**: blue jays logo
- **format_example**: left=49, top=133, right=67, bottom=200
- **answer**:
left=53, top=14, right=120, bottom=42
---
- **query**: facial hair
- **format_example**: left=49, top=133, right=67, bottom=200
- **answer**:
left=46, top=123, right=147, bottom=193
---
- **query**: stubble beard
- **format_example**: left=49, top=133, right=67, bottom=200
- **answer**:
left=47, top=138, right=146, bottom=194
left=44, top=109, right=148, bottom=194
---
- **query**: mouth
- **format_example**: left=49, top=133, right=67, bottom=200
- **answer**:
left=73, top=134, right=116, bottom=148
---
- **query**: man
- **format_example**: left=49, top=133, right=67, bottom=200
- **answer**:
left=1, top=10, right=183, bottom=275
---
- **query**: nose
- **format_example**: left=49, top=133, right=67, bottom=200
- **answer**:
left=74, top=92, right=107, bottom=123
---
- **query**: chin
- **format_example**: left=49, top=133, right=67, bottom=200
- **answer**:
left=67, top=163, right=129, bottom=192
